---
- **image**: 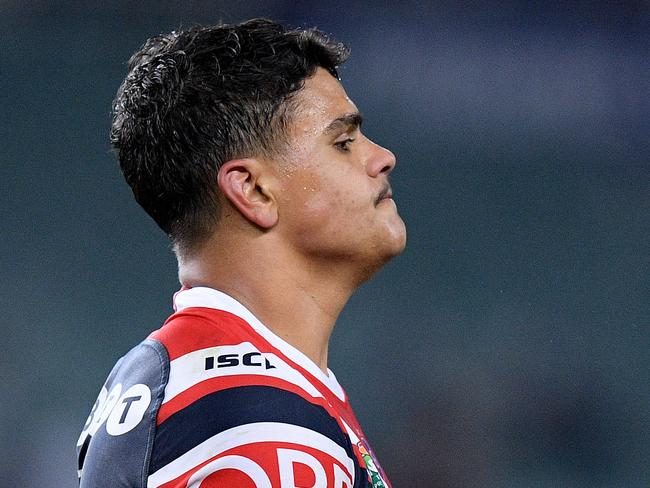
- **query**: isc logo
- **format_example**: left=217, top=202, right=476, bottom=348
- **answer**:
left=205, top=351, right=276, bottom=370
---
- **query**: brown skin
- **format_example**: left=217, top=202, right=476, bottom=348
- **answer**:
left=178, top=68, right=407, bottom=372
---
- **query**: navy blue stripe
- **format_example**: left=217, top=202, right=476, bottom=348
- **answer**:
left=150, top=385, right=355, bottom=474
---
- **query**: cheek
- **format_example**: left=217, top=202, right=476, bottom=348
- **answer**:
left=279, top=172, right=328, bottom=227
left=279, top=163, right=369, bottom=233
left=285, top=172, right=323, bottom=208
left=287, top=188, right=363, bottom=238
left=301, top=189, right=342, bottom=225
left=307, top=184, right=364, bottom=218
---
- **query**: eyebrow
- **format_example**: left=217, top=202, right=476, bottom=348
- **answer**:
left=322, top=112, right=363, bottom=136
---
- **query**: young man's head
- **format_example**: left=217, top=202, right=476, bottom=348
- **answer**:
left=112, top=18, right=405, bottom=272
left=112, top=19, right=349, bottom=254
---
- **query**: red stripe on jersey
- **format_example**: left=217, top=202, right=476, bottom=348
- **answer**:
left=150, top=309, right=258, bottom=361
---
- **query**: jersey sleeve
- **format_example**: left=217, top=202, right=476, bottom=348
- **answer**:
left=147, top=386, right=362, bottom=488
left=76, top=339, right=169, bottom=488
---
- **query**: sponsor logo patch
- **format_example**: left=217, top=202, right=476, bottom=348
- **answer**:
left=358, top=441, right=389, bottom=488
left=78, top=383, right=152, bottom=441
left=106, top=383, right=152, bottom=435
left=205, top=351, right=276, bottom=370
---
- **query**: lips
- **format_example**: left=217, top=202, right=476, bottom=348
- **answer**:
left=375, top=184, right=393, bottom=205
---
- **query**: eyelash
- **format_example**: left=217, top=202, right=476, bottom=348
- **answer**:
left=334, top=138, right=355, bottom=152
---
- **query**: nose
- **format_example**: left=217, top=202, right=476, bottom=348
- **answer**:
left=366, top=139, right=396, bottom=177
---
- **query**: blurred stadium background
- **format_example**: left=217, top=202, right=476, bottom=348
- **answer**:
left=1, top=1, right=648, bottom=486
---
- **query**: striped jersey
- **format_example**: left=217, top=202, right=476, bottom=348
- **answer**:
left=76, top=287, right=391, bottom=487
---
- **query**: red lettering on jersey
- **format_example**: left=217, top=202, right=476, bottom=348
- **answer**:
left=155, top=442, right=353, bottom=488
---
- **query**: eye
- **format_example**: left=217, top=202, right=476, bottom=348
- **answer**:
left=334, top=137, right=355, bottom=152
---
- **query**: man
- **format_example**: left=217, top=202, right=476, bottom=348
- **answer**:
left=77, top=18, right=406, bottom=488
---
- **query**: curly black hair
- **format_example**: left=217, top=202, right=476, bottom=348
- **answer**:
left=111, top=18, right=350, bottom=254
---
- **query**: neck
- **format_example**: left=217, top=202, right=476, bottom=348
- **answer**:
left=178, top=231, right=361, bottom=373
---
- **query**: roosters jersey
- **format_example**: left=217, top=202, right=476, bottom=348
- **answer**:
left=77, top=287, right=391, bottom=487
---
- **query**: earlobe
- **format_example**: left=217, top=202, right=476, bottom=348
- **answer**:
left=217, top=159, right=279, bottom=229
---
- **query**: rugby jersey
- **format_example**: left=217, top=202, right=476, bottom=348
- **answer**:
left=76, top=287, right=391, bottom=487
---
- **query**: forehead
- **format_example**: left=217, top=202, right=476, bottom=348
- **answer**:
left=290, top=68, right=358, bottom=135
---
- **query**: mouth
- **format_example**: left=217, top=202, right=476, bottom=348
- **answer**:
left=375, top=185, right=393, bottom=205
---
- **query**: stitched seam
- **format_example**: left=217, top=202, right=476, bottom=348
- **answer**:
left=140, top=340, right=170, bottom=488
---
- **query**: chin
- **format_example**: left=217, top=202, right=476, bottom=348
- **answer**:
left=383, top=217, right=407, bottom=257
left=359, top=226, right=407, bottom=282
left=381, top=236, right=407, bottom=263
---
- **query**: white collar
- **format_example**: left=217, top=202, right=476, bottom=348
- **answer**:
left=173, top=286, right=346, bottom=401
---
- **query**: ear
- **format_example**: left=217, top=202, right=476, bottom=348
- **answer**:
left=217, top=159, right=279, bottom=229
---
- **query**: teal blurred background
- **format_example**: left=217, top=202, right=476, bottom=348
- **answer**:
left=2, top=1, right=648, bottom=486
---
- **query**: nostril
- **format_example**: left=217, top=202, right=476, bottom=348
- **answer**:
left=367, top=141, right=396, bottom=176
left=381, top=150, right=396, bottom=174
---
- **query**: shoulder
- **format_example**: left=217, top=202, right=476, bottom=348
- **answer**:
left=79, top=309, right=363, bottom=487
left=77, top=339, right=169, bottom=487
